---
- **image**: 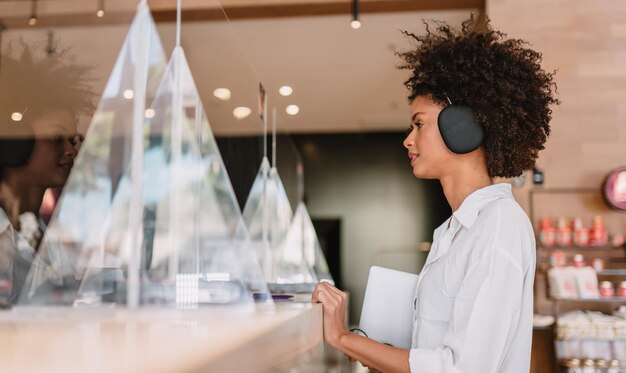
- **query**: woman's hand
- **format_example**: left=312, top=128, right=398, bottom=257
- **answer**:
left=311, top=281, right=350, bottom=348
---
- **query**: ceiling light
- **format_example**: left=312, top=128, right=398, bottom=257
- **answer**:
left=11, top=112, right=23, bottom=122
left=279, top=86, right=293, bottom=96
left=28, top=0, right=37, bottom=26
left=286, top=105, right=300, bottom=116
left=233, top=106, right=251, bottom=120
left=144, top=108, right=156, bottom=119
left=123, top=89, right=134, bottom=99
left=213, top=88, right=231, bottom=101
left=96, top=0, right=105, bottom=17
left=350, top=0, right=360, bottom=30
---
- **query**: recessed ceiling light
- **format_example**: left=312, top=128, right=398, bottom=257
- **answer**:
left=279, top=86, right=293, bottom=96
left=144, top=108, right=156, bottom=119
left=213, top=88, right=231, bottom=101
left=350, top=20, right=361, bottom=30
left=123, top=89, right=134, bottom=99
left=11, top=112, right=23, bottom=122
left=96, top=9, right=105, bottom=18
left=286, top=105, right=300, bottom=116
left=233, top=106, right=252, bottom=120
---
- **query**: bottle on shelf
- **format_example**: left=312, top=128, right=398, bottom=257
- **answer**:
left=563, top=358, right=582, bottom=373
left=539, top=217, right=556, bottom=247
left=582, top=359, right=595, bottom=373
left=607, top=360, right=620, bottom=373
left=618, top=281, right=626, bottom=299
left=572, top=254, right=585, bottom=268
left=557, top=217, right=573, bottom=247
left=573, top=217, right=590, bottom=247
left=599, top=281, right=615, bottom=299
left=590, top=215, right=608, bottom=247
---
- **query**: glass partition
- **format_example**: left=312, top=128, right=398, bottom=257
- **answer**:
left=1, top=1, right=270, bottom=308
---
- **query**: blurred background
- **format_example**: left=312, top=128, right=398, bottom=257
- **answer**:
left=1, top=1, right=626, bottom=372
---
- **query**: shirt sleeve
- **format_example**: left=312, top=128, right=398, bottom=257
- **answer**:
left=409, top=245, right=526, bottom=373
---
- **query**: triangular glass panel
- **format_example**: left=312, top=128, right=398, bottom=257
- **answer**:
left=76, top=46, right=270, bottom=308
left=243, top=159, right=316, bottom=292
left=17, top=2, right=169, bottom=306
left=283, top=202, right=334, bottom=287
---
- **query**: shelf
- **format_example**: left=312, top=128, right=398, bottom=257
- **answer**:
left=537, top=245, right=624, bottom=252
left=553, top=298, right=626, bottom=304
left=598, top=269, right=626, bottom=276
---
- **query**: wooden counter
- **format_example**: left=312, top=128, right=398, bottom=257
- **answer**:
left=0, top=302, right=323, bottom=373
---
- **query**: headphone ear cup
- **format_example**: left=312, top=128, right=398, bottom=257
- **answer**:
left=0, top=138, right=35, bottom=167
left=0, top=119, right=36, bottom=167
left=437, top=105, right=484, bottom=154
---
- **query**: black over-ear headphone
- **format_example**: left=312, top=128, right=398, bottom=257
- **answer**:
left=0, top=116, right=36, bottom=167
left=437, top=95, right=484, bottom=154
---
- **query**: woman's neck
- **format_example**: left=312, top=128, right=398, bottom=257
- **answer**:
left=439, top=157, right=492, bottom=212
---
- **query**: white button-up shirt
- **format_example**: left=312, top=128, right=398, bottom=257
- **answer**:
left=410, top=183, right=535, bottom=373
left=0, top=208, right=38, bottom=304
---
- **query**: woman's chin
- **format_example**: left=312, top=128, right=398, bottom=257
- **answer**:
left=412, top=167, right=437, bottom=180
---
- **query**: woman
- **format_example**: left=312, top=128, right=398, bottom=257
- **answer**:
left=312, top=17, right=558, bottom=372
left=0, top=42, right=94, bottom=305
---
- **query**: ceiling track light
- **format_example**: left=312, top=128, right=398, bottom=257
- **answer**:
left=96, top=0, right=105, bottom=18
left=350, top=0, right=361, bottom=29
left=28, top=0, right=38, bottom=26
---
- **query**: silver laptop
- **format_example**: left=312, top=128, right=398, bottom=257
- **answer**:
left=358, top=266, right=419, bottom=348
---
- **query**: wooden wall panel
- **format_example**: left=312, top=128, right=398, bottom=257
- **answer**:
left=487, top=0, right=626, bottom=232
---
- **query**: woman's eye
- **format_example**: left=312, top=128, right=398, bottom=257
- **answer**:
left=415, top=121, right=424, bottom=129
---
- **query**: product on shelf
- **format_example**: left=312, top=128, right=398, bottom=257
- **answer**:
left=591, top=258, right=605, bottom=273
left=562, top=358, right=581, bottom=372
left=573, top=254, right=586, bottom=268
left=551, top=250, right=567, bottom=267
left=538, top=215, right=623, bottom=248
left=612, top=234, right=625, bottom=248
left=590, top=215, right=608, bottom=247
left=600, top=281, right=615, bottom=299
left=582, top=359, right=595, bottom=373
left=608, top=359, right=621, bottom=373
left=555, top=311, right=626, bottom=363
left=558, top=217, right=574, bottom=247
left=540, top=217, right=556, bottom=247
left=549, top=267, right=580, bottom=299
left=548, top=267, right=600, bottom=299
left=619, top=282, right=626, bottom=299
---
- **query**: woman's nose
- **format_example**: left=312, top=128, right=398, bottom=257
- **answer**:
left=403, top=133, right=413, bottom=149
left=65, top=140, right=78, bottom=158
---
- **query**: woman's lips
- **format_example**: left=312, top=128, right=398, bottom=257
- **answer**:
left=408, top=153, right=419, bottom=165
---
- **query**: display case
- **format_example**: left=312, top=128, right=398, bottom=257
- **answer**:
left=529, top=188, right=626, bottom=373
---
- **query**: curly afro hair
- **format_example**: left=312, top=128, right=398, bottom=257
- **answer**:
left=0, top=40, right=96, bottom=130
left=398, top=16, right=559, bottom=178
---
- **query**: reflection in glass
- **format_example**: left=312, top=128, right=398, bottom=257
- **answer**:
left=18, top=2, right=167, bottom=307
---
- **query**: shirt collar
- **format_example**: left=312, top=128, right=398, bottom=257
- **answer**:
left=453, top=183, right=513, bottom=229
left=0, top=208, right=11, bottom=234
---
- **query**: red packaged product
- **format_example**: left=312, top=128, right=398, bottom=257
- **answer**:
left=591, top=258, right=605, bottom=272
left=599, top=281, right=614, bottom=298
left=572, top=254, right=585, bottom=268
left=618, top=281, right=626, bottom=298
left=573, top=227, right=590, bottom=247
left=550, top=250, right=567, bottom=267
left=540, top=226, right=556, bottom=247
